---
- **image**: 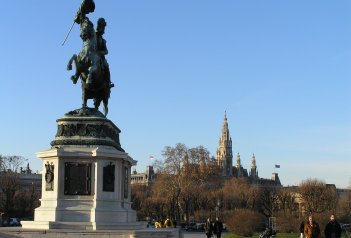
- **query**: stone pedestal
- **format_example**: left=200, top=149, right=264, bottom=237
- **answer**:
left=0, top=227, right=183, bottom=238
left=22, top=108, right=143, bottom=230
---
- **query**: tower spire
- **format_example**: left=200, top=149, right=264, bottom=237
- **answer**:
left=216, top=111, right=233, bottom=177
left=236, top=152, right=241, bottom=168
left=250, top=153, right=258, bottom=178
left=251, top=153, right=256, bottom=167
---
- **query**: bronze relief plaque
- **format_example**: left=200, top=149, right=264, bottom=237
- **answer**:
left=103, top=163, right=115, bottom=192
left=64, top=162, right=92, bottom=195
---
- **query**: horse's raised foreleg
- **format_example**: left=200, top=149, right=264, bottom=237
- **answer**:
left=67, top=54, right=76, bottom=70
left=67, top=54, right=79, bottom=84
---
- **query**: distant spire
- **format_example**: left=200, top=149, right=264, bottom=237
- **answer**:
left=216, top=111, right=233, bottom=177
left=236, top=152, right=241, bottom=167
left=251, top=153, right=256, bottom=168
left=221, top=112, right=230, bottom=141
left=250, top=153, right=258, bottom=178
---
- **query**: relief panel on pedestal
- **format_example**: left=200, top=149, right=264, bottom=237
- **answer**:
left=64, top=162, right=92, bottom=195
left=45, top=162, right=55, bottom=191
left=103, top=162, right=115, bottom=192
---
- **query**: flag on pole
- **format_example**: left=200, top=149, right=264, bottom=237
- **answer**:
left=74, top=0, right=96, bottom=24
left=80, top=0, right=95, bottom=16
left=275, top=164, right=280, bottom=168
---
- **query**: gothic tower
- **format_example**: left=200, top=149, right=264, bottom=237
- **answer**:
left=250, top=153, right=258, bottom=179
left=216, top=112, right=233, bottom=177
left=236, top=152, right=242, bottom=177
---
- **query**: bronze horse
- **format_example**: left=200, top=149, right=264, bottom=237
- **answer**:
left=67, top=18, right=110, bottom=116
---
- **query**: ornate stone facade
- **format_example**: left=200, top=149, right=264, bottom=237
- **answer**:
left=216, top=112, right=233, bottom=177
left=216, top=112, right=281, bottom=186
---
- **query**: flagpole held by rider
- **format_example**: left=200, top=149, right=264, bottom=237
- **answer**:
left=61, top=0, right=96, bottom=46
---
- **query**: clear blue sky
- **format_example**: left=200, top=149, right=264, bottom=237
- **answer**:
left=1, top=1, right=351, bottom=188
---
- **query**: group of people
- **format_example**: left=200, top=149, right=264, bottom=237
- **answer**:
left=300, top=214, right=342, bottom=238
left=205, top=217, right=224, bottom=238
left=153, top=217, right=176, bottom=228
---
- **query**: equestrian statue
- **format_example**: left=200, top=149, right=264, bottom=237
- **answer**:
left=66, top=0, right=114, bottom=116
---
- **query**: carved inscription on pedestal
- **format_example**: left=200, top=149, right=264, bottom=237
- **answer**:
left=103, top=163, right=115, bottom=192
left=64, top=163, right=92, bottom=195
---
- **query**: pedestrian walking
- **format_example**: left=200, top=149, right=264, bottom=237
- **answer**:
left=204, top=218, right=213, bottom=238
left=324, top=214, right=342, bottom=238
left=304, top=215, right=320, bottom=238
left=213, top=217, right=223, bottom=238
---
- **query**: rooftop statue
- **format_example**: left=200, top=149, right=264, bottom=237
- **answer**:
left=65, top=0, right=113, bottom=116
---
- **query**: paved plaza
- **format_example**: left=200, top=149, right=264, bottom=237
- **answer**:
left=182, top=231, right=206, bottom=238
left=183, top=231, right=229, bottom=238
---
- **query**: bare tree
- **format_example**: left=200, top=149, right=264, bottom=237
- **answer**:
left=150, top=144, right=220, bottom=223
left=299, top=178, right=338, bottom=214
left=14, top=182, right=40, bottom=217
left=0, top=171, right=20, bottom=214
left=131, top=184, right=155, bottom=220
left=159, top=143, right=186, bottom=221
left=0, top=155, right=27, bottom=214
left=151, top=173, right=174, bottom=220
left=257, top=186, right=280, bottom=217
left=0, top=155, right=26, bottom=172
left=222, top=178, right=258, bottom=210
left=276, top=187, right=299, bottom=215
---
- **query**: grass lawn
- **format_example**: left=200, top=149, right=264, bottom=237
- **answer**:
left=223, top=233, right=299, bottom=238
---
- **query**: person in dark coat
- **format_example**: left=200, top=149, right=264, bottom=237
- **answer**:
left=213, top=217, right=224, bottom=238
left=204, top=218, right=213, bottom=238
left=324, top=214, right=342, bottom=238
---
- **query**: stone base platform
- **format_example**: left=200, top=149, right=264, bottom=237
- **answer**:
left=20, top=221, right=145, bottom=230
left=0, top=227, right=183, bottom=238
